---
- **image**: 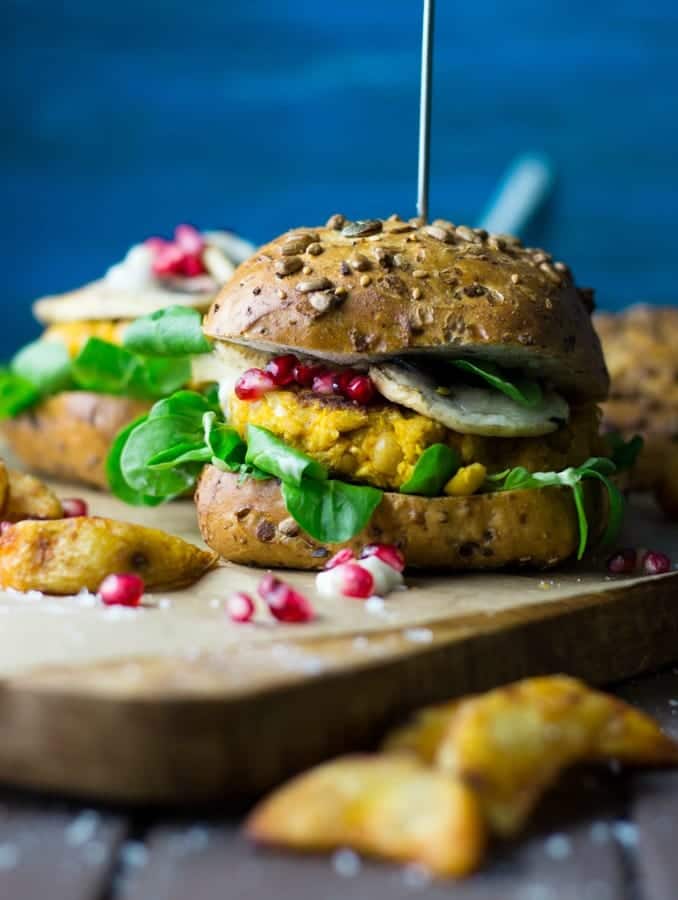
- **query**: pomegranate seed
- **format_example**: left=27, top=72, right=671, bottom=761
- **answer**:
left=61, top=497, right=88, bottom=518
left=312, top=372, right=336, bottom=395
left=642, top=550, right=671, bottom=575
left=258, top=574, right=314, bottom=623
left=174, top=223, right=204, bottom=254
left=144, top=236, right=169, bottom=252
left=293, top=363, right=314, bottom=387
left=227, top=591, right=255, bottom=623
left=325, top=548, right=355, bottom=570
left=338, top=563, right=375, bottom=599
left=606, top=548, right=637, bottom=575
left=266, top=354, right=299, bottom=386
left=294, top=363, right=326, bottom=387
left=98, top=572, right=144, bottom=607
left=152, top=243, right=185, bottom=277
left=360, top=543, right=406, bottom=573
left=344, top=374, right=376, bottom=405
left=180, top=252, right=206, bottom=277
left=234, top=368, right=276, bottom=401
left=332, top=370, right=355, bottom=395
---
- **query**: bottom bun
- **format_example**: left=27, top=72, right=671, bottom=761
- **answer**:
left=195, top=466, right=605, bottom=571
left=2, top=392, right=150, bottom=490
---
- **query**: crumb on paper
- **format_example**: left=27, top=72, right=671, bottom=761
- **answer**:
left=365, top=596, right=386, bottom=615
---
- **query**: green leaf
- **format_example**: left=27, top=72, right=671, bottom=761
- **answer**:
left=106, top=390, right=229, bottom=504
left=11, top=339, right=72, bottom=395
left=106, top=415, right=165, bottom=506
left=202, top=382, right=222, bottom=411
left=281, top=478, right=383, bottom=543
left=123, top=306, right=212, bottom=357
left=607, top=432, right=644, bottom=471
left=450, top=359, right=543, bottom=407
left=0, top=370, right=40, bottom=419
left=203, top=411, right=247, bottom=470
left=487, top=456, right=624, bottom=559
left=146, top=442, right=212, bottom=469
left=72, top=339, right=139, bottom=394
left=400, top=444, right=460, bottom=496
left=571, top=481, right=588, bottom=560
left=120, top=415, right=203, bottom=498
left=139, top=356, right=192, bottom=398
left=147, top=389, right=213, bottom=421
left=72, top=338, right=190, bottom=399
left=584, top=468, right=625, bottom=549
left=245, top=425, right=327, bottom=485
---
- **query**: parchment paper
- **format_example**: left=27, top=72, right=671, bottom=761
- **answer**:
left=1, top=476, right=675, bottom=681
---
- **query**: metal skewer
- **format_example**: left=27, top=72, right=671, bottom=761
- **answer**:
left=417, top=0, right=435, bottom=223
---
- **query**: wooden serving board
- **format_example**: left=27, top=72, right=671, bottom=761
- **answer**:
left=0, top=480, right=677, bottom=806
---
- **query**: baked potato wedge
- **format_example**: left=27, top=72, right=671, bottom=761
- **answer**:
left=1, top=465, right=63, bottom=522
left=384, top=676, right=678, bottom=836
left=246, top=755, right=485, bottom=878
left=0, top=516, right=217, bottom=594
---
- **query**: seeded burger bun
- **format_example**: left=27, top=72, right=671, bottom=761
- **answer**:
left=204, top=217, right=607, bottom=400
left=197, top=466, right=604, bottom=571
left=194, top=215, right=611, bottom=571
left=595, top=304, right=678, bottom=515
left=2, top=392, right=149, bottom=489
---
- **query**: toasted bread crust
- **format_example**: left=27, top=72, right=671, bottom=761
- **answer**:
left=2, top=392, right=150, bottom=489
left=195, top=466, right=605, bottom=570
left=205, top=218, right=608, bottom=401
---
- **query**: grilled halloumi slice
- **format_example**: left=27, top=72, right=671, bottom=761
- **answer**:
left=369, top=361, right=569, bottom=437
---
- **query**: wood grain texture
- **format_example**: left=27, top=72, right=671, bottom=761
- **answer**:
left=1, top=667, right=677, bottom=899
left=0, top=479, right=676, bottom=805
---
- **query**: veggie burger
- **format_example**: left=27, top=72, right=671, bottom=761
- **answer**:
left=1, top=225, right=253, bottom=488
left=109, top=214, right=627, bottom=570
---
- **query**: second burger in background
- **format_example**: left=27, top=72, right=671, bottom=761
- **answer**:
left=1, top=225, right=253, bottom=489
left=108, top=214, right=629, bottom=570
left=595, top=304, right=678, bottom=518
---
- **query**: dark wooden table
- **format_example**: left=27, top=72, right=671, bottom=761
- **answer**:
left=1, top=665, right=676, bottom=900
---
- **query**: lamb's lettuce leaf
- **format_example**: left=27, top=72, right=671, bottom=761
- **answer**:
left=107, top=390, right=383, bottom=542
left=486, top=456, right=623, bottom=559
left=400, top=444, right=460, bottom=496
left=122, top=306, right=212, bottom=357
left=72, top=338, right=190, bottom=399
left=11, top=339, right=72, bottom=396
left=450, top=359, right=543, bottom=408
left=0, top=369, right=40, bottom=419
left=281, top=479, right=383, bottom=543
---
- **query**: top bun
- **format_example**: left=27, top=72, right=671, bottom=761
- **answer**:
left=204, top=215, right=609, bottom=400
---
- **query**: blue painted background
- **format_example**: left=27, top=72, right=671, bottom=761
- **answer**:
left=4, top=1, right=678, bottom=352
